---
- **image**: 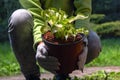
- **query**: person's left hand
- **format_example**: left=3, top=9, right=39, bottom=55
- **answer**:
left=77, top=37, right=88, bottom=72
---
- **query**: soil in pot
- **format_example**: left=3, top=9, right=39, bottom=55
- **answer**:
left=42, top=31, right=85, bottom=74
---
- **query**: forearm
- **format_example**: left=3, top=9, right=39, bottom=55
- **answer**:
left=33, top=20, right=43, bottom=50
left=74, top=0, right=92, bottom=28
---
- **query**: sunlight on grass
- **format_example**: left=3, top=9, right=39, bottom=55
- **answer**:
left=73, top=70, right=120, bottom=80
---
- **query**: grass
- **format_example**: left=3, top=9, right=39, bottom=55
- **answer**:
left=0, top=38, right=120, bottom=76
left=86, top=38, right=120, bottom=66
left=0, top=42, right=20, bottom=76
left=0, top=42, right=47, bottom=77
left=73, top=70, right=120, bottom=80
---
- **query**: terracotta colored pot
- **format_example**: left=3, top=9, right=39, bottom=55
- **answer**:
left=42, top=34, right=85, bottom=74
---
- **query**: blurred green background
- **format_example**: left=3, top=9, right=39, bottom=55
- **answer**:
left=0, top=0, right=120, bottom=42
left=0, top=0, right=120, bottom=77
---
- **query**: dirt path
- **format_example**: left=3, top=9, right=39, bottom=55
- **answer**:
left=0, top=66, right=120, bottom=80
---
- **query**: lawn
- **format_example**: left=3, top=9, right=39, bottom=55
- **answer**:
left=0, top=38, right=120, bottom=76
left=86, top=38, right=120, bottom=67
left=0, top=42, right=20, bottom=76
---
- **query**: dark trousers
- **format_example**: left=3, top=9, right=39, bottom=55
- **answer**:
left=8, top=9, right=40, bottom=78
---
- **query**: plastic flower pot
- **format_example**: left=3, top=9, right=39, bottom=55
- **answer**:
left=42, top=34, right=85, bottom=74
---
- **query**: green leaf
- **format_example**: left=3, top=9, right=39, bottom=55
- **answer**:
left=19, top=0, right=42, bottom=9
left=40, top=21, right=51, bottom=33
left=68, top=14, right=89, bottom=23
left=28, top=8, right=44, bottom=21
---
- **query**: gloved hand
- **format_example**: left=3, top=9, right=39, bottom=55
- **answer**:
left=36, top=42, right=60, bottom=74
left=77, top=37, right=88, bottom=72
left=85, top=30, right=102, bottom=64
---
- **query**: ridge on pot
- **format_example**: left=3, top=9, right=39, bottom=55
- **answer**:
left=42, top=33, right=85, bottom=74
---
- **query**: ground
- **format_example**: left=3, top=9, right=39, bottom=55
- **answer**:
left=0, top=66, right=120, bottom=80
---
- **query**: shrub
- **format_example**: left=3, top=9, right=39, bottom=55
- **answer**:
left=0, top=25, right=8, bottom=42
left=90, top=14, right=105, bottom=24
left=94, top=21, right=120, bottom=38
left=0, top=0, right=21, bottom=42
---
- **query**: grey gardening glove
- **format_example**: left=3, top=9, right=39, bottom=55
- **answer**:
left=36, top=42, right=60, bottom=74
left=85, top=30, right=102, bottom=64
left=77, top=37, right=88, bottom=72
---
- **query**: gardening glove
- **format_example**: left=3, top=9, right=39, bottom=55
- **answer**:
left=85, top=30, right=102, bottom=64
left=36, top=42, right=60, bottom=74
left=77, top=37, right=88, bottom=73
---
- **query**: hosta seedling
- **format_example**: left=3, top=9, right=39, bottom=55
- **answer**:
left=40, top=8, right=89, bottom=41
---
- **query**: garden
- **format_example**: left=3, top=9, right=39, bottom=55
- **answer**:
left=0, top=0, right=120, bottom=80
left=0, top=38, right=120, bottom=80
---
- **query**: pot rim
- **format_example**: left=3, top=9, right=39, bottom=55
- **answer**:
left=42, top=33, right=86, bottom=46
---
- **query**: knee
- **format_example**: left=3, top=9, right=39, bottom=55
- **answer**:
left=9, top=9, right=33, bottom=26
left=85, top=30, right=102, bottom=64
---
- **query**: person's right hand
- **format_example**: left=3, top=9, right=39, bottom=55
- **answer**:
left=36, top=42, right=60, bottom=74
